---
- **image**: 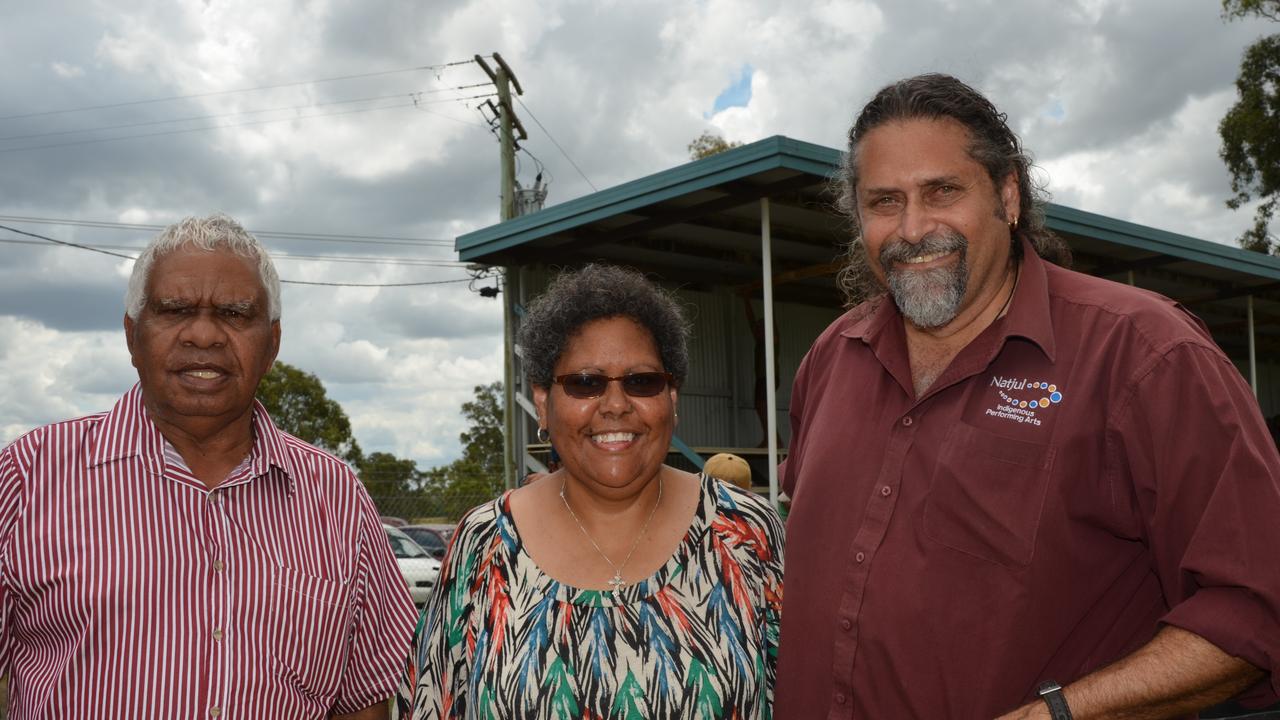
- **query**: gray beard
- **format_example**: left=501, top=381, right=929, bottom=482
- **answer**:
left=881, top=231, right=968, bottom=329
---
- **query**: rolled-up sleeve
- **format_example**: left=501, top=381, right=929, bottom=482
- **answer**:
left=1111, top=341, right=1280, bottom=701
left=331, top=493, right=418, bottom=714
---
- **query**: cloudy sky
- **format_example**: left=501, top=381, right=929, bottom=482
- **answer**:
left=0, top=0, right=1273, bottom=467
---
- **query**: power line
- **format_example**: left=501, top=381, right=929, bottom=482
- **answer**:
left=0, top=87, right=494, bottom=144
left=0, top=60, right=479, bottom=122
left=0, top=223, right=134, bottom=259
left=0, top=238, right=467, bottom=267
left=278, top=277, right=472, bottom=288
left=514, top=96, right=596, bottom=191
left=415, top=105, right=493, bottom=131
left=0, top=215, right=454, bottom=248
left=0, top=225, right=473, bottom=288
left=0, top=95, right=496, bottom=154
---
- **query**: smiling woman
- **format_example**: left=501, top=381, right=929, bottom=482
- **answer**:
left=396, top=264, right=786, bottom=720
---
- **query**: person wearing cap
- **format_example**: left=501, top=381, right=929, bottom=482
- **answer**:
left=704, top=451, right=753, bottom=491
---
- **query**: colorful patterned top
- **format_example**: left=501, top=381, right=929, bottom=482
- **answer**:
left=396, top=474, right=785, bottom=720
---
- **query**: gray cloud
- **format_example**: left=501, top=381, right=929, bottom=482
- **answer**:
left=1, top=0, right=1272, bottom=465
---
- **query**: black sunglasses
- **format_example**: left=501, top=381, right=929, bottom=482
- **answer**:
left=552, top=372, right=675, bottom=399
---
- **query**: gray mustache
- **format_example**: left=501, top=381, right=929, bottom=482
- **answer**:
left=879, top=232, right=967, bottom=268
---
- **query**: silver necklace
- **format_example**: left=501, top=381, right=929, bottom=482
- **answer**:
left=560, top=475, right=664, bottom=593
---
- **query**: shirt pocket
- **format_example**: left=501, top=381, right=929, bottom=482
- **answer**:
left=922, top=423, right=1056, bottom=569
left=268, top=566, right=353, bottom=699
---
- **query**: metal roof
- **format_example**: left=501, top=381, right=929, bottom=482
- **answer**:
left=458, top=134, right=1280, bottom=358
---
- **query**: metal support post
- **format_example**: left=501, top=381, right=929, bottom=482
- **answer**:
left=761, top=198, right=779, bottom=507
left=1248, top=294, right=1257, bottom=397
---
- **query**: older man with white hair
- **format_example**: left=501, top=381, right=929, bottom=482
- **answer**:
left=0, top=214, right=416, bottom=719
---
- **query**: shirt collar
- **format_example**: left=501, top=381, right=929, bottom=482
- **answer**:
left=88, top=383, right=298, bottom=493
left=1002, top=237, right=1057, bottom=362
left=248, top=401, right=299, bottom=493
left=838, top=237, right=1057, bottom=362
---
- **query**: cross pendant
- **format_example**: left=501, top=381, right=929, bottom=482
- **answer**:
left=607, top=574, right=625, bottom=592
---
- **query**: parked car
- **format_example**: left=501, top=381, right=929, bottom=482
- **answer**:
left=400, top=524, right=456, bottom=561
left=383, top=524, right=441, bottom=606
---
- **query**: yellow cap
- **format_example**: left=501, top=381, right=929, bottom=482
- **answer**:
left=703, top=453, right=752, bottom=490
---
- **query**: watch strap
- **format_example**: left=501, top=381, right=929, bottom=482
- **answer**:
left=1037, top=681, right=1073, bottom=720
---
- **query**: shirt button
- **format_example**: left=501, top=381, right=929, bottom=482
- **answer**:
left=210, top=708, right=221, bottom=717
left=855, top=551, right=866, bottom=563
left=841, top=618, right=853, bottom=631
left=835, top=692, right=847, bottom=705
left=213, top=560, right=225, bottom=572
left=212, top=628, right=224, bottom=641
left=881, top=485, right=892, bottom=497
left=902, top=416, right=913, bottom=426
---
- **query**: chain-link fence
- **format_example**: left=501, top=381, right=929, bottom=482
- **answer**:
left=370, top=491, right=503, bottom=526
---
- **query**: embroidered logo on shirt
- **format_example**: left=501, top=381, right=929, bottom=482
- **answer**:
left=984, top=376, right=1064, bottom=426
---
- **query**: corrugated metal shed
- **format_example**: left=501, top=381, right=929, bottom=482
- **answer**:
left=460, top=135, right=1280, bottom=488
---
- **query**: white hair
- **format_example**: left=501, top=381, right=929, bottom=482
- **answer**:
left=124, top=213, right=282, bottom=321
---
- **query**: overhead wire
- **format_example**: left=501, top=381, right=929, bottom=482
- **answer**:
left=0, top=215, right=454, bottom=248
left=0, top=86, right=495, bottom=144
left=275, top=277, right=472, bottom=287
left=0, top=238, right=466, bottom=267
left=414, top=105, right=493, bottom=131
left=0, top=224, right=473, bottom=288
left=0, top=223, right=135, bottom=260
left=0, top=55, right=500, bottom=287
left=0, top=60, right=479, bottom=122
left=514, top=96, right=596, bottom=191
left=0, top=94, right=496, bottom=154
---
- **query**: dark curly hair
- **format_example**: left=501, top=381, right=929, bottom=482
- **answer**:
left=833, top=73, right=1072, bottom=307
left=518, top=264, right=691, bottom=388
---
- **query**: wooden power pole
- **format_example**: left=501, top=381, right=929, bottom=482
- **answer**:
left=476, top=53, right=526, bottom=221
left=475, top=53, right=528, bottom=489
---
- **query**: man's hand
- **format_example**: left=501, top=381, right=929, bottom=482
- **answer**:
left=331, top=698, right=389, bottom=720
left=995, top=626, right=1264, bottom=720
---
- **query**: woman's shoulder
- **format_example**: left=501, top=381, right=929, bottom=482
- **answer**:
left=703, top=474, right=785, bottom=541
left=447, top=493, right=512, bottom=554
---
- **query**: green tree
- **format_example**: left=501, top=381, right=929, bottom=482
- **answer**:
left=423, top=381, right=506, bottom=518
left=357, top=451, right=421, bottom=499
left=457, top=381, right=505, bottom=475
left=1220, top=0, right=1280, bottom=253
left=688, top=131, right=743, bottom=160
left=256, top=361, right=363, bottom=465
left=255, top=362, right=433, bottom=517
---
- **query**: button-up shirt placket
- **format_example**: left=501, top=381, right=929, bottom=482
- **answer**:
left=203, top=486, right=230, bottom=719
left=0, top=385, right=418, bottom=719
left=828, top=410, right=918, bottom=720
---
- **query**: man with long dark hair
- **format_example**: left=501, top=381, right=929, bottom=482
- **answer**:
left=777, top=74, right=1280, bottom=719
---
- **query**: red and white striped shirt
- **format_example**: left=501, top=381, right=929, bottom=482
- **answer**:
left=0, top=384, right=417, bottom=719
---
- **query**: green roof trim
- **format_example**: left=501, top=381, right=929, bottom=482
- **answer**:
left=458, top=134, right=1280, bottom=282
left=457, top=136, right=840, bottom=260
left=1045, top=204, right=1280, bottom=281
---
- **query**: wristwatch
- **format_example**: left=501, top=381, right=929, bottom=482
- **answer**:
left=1036, top=681, right=1073, bottom=720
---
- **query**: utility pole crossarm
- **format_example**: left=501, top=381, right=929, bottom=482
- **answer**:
left=491, top=53, right=524, bottom=95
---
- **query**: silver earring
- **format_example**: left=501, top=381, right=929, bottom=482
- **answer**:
left=537, top=427, right=550, bottom=443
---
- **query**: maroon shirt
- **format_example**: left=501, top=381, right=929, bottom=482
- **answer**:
left=777, top=241, right=1280, bottom=719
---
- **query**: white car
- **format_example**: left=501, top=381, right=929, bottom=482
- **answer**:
left=383, top=524, right=442, bottom=606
